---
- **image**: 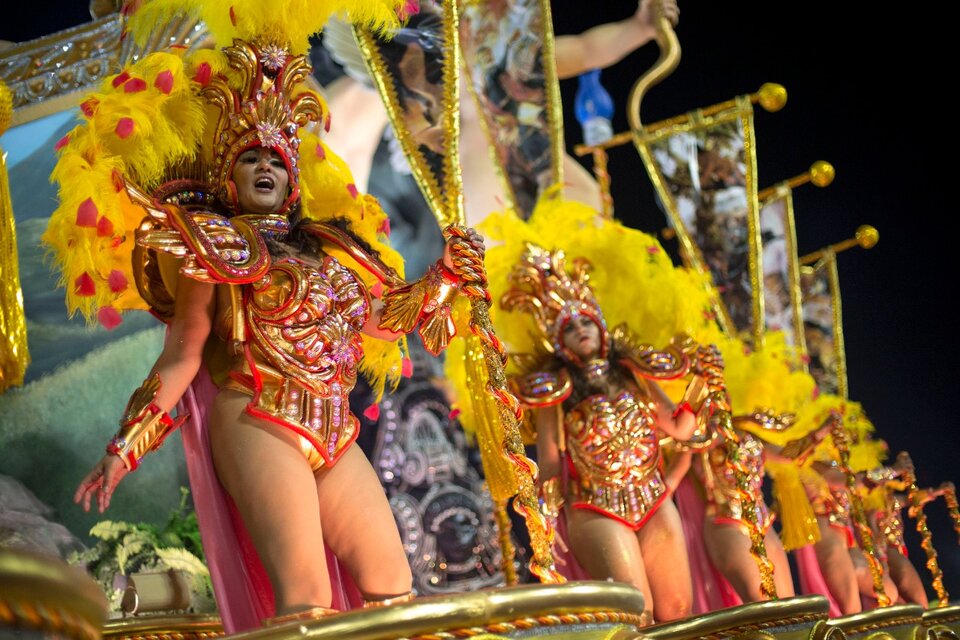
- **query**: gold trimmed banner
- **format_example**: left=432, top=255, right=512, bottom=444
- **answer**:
left=458, top=0, right=563, bottom=218
left=759, top=187, right=805, bottom=353
left=355, top=1, right=464, bottom=227
left=800, top=251, right=847, bottom=398
left=634, top=96, right=764, bottom=346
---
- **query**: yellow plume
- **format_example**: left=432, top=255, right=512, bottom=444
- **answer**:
left=127, top=0, right=405, bottom=55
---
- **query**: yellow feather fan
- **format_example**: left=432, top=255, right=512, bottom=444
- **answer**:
left=42, top=51, right=206, bottom=324
left=126, top=0, right=406, bottom=54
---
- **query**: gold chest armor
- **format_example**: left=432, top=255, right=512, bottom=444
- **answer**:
left=565, top=389, right=666, bottom=529
left=226, top=255, right=370, bottom=467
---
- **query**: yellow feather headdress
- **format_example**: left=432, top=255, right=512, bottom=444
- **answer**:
left=41, top=0, right=408, bottom=392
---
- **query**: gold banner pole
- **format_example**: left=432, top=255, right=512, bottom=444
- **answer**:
left=799, top=225, right=879, bottom=265
left=576, top=82, right=787, bottom=158
left=757, top=160, right=835, bottom=203
left=356, top=2, right=560, bottom=583
left=591, top=148, right=614, bottom=218
left=0, top=80, right=31, bottom=393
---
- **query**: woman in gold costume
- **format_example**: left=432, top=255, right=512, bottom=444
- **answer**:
left=501, top=244, right=709, bottom=623
left=45, top=0, right=481, bottom=631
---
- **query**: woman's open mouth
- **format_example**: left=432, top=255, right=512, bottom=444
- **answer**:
left=255, top=177, right=275, bottom=191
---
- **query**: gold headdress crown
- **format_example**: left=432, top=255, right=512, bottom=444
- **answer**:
left=500, top=244, right=609, bottom=366
left=204, top=39, right=325, bottom=214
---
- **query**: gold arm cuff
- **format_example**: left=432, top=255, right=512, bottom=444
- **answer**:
left=107, top=374, right=186, bottom=470
left=679, top=374, right=711, bottom=414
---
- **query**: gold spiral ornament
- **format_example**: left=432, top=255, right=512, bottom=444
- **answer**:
left=832, top=425, right=891, bottom=607
left=699, top=346, right=777, bottom=600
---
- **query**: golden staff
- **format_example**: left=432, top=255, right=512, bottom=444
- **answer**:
left=899, top=453, right=949, bottom=607
left=757, top=160, right=835, bottom=203
left=1, top=80, right=31, bottom=393
left=832, top=425, right=891, bottom=607
left=569, top=1, right=681, bottom=218
left=799, top=225, right=879, bottom=265
left=697, top=345, right=777, bottom=600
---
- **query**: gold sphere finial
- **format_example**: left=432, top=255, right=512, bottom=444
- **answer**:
left=758, top=83, right=787, bottom=112
left=856, top=225, right=879, bottom=249
left=809, top=161, right=835, bottom=187
left=0, top=80, right=12, bottom=137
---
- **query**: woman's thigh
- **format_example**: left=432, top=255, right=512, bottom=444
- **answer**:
left=208, top=391, right=331, bottom=604
left=638, top=500, right=692, bottom=619
left=313, top=444, right=412, bottom=598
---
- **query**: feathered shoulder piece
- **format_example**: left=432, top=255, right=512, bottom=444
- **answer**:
left=42, top=0, right=407, bottom=331
left=612, top=324, right=690, bottom=381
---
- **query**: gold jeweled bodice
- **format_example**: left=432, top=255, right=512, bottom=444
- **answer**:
left=565, top=388, right=666, bottom=528
left=228, top=254, right=370, bottom=466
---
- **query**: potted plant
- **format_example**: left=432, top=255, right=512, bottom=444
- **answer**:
left=68, top=487, right=216, bottom=615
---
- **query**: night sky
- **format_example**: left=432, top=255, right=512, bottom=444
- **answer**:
left=4, top=1, right=957, bottom=596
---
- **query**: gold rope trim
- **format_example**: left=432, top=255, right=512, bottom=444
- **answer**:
left=0, top=597, right=101, bottom=640
left=832, top=424, right=889, bottom=606
left=406, top=610, right=647, bottom=639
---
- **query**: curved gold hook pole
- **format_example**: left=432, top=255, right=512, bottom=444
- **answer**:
left=626, top=4, right=681, bottom=135
left=799, top=225, right=879, bottom=265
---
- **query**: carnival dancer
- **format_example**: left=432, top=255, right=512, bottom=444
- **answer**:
left=45, top=0, right=484, bottom=631
left=449, top=196, right=737, bottom=623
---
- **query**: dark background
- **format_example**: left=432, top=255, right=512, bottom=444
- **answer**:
left=4, top=1, right=957, bottom=598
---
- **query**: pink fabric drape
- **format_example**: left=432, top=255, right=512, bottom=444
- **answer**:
left=793, top=543, right=842, bottom=617
left=177, top=366, right=361, bottom=633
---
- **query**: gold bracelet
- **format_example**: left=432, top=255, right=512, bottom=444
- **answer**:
left=107, top=374, right=186, bottom=470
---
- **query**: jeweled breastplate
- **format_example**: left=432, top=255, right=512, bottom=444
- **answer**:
left=705, top=432, right=770, bottom=527
left=565, top=389, right=666, bottom=529
left=231, top=255, right=370, bottom=466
